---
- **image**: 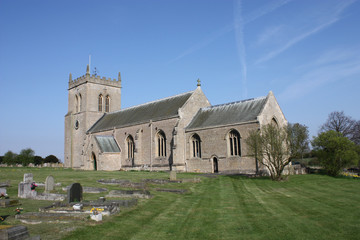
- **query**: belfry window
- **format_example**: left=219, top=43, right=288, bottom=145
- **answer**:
left=127, top=135, right=135, bottom=160
left=75, top=95, right=79, bottom=113
left=98, top=94, right=103, bottom=112
left=156, top=131, right=166, bottom=157
left=228, top=130, right=241, bottom=156
left=191, top=134, right=201, bottom=158
left=78, top=94, right=82, bottom=112
left=105, top=95, right=110, bottom=112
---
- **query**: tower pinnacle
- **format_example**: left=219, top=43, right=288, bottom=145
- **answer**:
left=86, top=64, right=90, bottom=76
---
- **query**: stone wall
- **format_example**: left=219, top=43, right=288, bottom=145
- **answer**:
left=185, top=122, right=260, bottom=173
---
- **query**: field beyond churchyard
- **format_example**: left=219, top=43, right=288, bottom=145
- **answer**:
left=0, top=168, right=359, bottom=240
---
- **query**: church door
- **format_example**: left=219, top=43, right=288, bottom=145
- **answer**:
left=213, top=157, right=218, bottom=173
left=92, top=152, right=97, bottom=171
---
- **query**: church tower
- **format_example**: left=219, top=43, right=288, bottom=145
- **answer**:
left=64, top=65, right=122, bottom=168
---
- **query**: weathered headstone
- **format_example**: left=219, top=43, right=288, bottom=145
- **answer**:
left=18, top=174, right=37, bottom=199
left=170, top=171, right=177, bottom=181
left=45, top=175, right=55, bottom=193
left=23, top=173, right=33, bottom=183
left=0, top=188, right=6, bottom=196
left=18, top=181, right=36, bottom=199
left=0, top=225, right=30, bottom=240
left=67, top=183, right=83, bottom=203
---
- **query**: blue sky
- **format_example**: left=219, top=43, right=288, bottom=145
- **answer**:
left=1, top=0, right=359, bottom=161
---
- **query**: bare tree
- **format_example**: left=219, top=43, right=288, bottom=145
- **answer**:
left=246, top=124, right=290, bottom=181
left=352, top=120, right=360, bottom=145
left=320, top=111, right=355, bottom=139
left=246, top=123, right=310, bottom=181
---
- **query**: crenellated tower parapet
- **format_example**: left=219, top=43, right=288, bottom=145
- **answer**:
left=68, top=65, right=122, bottom=90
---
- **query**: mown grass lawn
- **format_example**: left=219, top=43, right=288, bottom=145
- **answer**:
left=1, top=167, right=359, bottom=240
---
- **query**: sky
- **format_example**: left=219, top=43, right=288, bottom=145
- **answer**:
left=1, top=0, right=359, bottom=161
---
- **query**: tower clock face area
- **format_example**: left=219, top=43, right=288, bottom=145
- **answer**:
left=75, top=120, right=79, bottom=130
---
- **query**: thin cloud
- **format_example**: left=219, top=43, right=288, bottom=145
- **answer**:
left=243, top=0, right=293, bottom=24
left=234, top=0, right=247, bottom=98
left=255, top=0, right=356, bottom=65
left=256, top=25, right=283, bottom=46
left=279, top=47, right=360, bottom=101
left=170, top=0, right=293, bottom=63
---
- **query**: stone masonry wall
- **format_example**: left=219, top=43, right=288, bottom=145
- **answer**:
left=185, top=122, right=260, bottom=173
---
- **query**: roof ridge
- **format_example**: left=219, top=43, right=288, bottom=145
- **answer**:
left=204, top=95, right=267, bottom=110
left=108, top=90, right=194, bottom=114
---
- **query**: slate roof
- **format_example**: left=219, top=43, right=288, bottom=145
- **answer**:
left=88, top=91, right=194, bottom=133
left=186, top=96, right=267, bottom=130
left=95, top=136, right=120, bottom=153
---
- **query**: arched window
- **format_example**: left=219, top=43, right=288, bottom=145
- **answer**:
left=75, top=95, right=79, bottom=113
left=156, top=131, right=166, bottom=157
left=78, top=94, right=82, bottom=112
left=127, top=135, right=135, bottom=160
left=271, top=117, right=278, bottom=127
left=191, top=134, right=201, bottom=158
left=228, top=130, right=241, bottom=156
left=98, top=94, right=103, bottom=112
left=105, top=95, right=110, bottom=112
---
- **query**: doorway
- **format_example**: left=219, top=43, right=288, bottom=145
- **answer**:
left=213, top=157, right=218, bottom=173
left=92, top=152, right=97, bottom=171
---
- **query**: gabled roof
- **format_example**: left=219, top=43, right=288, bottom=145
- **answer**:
left=186, top=96, right=267, bottom=131
left=94, top=136, right=120, bottom=153
left=88, top=91, right=194, bottom=133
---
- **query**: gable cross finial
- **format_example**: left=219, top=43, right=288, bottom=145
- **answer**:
left=197, top=78, right=201, bottom=87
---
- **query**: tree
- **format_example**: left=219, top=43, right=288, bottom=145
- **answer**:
left=3, top=151, right=18, bottom=165
left=320, top=111, right=359, bottom=143
left=17, top=148, right=35, bottom=166
left=246, top=123, right=310, bottom=181
left=287, top=123, right=309, bottom=160
left=352, top=120, right=360, bottom=145
left=312, top=130, right=359, bottom=176
left=246, top=124, right=289, bottom=181
left=44, top=155, right=60, bottom=164
left=33, top=156, right=44, bottom=166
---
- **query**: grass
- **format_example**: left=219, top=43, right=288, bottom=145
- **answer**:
left=1, top=167, right=359, bottom=240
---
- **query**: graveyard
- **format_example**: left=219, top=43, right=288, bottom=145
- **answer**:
left=0, top=167, right=360, bottom=240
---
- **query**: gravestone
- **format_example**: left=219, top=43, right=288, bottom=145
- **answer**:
left=45, top=175, right=55, bottom=193
left=67, top=183, right=83, bottom=203
left=0, top=188, right=6, bottom=196
left=0, top=225, right=30, bottom=240
left=170, top=171, right=177, bottom=181
left=18, top=174, right=37, bottom=199
left=23, top=173, right=33, bottom=183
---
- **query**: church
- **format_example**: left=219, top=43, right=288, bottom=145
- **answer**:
left=64, top=65, right=287, bottom=173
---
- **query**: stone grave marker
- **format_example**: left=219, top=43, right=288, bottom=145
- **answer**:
left=0, top=225, right=30, bottom=240
left=45, top=175, right=55, bottom=193
left=67, top=183, right=83, bottom=203
left=18, top=174, right=37, bottom=199
left=170, top=171, right=177, bottom=181
left=0, top=188, right=6, bottom=196
left=23, top=173, right=33, bottom=183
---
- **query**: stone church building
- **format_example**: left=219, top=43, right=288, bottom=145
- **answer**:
left=64, top=66, right=287, bottom=173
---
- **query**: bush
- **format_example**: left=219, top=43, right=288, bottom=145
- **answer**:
left=44, top=155, right=60, bottom=163
left=3, top=151, right=18, bottom=165
left=312, top=131, right=359, bottom=176
left=33, top=156, right=44, bottom=165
